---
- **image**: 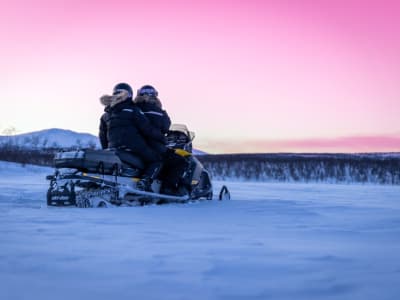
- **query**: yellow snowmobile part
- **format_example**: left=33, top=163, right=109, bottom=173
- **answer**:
left=174, top=149, right=192, bottom=157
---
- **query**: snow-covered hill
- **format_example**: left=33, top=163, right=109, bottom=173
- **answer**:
left=0, top=128, right=100, bottom=149
left=0, top=161, right=400, bottom=300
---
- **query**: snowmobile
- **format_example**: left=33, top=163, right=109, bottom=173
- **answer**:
left=46, top=124, right=230, bottom=207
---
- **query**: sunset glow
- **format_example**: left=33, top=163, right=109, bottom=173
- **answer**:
left=1, top=0, right=399, bottom=153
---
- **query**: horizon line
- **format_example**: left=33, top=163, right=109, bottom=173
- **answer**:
left=1, top=127, right=400, bottom=154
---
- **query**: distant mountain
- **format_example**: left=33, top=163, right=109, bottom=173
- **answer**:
left=0, top=128, right=207, bottom=154
left=0, top=128, right=100, bottom=149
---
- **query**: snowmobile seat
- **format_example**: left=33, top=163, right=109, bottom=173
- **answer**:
left=114, top=149, right=144, bottom=170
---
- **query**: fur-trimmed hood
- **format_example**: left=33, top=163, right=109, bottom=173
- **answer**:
left=100, top=90, right=131, bottom=107
left=133, top=95, right=162, bottom=109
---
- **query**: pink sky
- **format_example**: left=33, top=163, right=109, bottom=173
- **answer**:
left=1, top=0, right=399, bottom=153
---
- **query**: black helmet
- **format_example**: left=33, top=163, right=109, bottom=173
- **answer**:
left=113, top=82, right=133, bottom=98
left=138, top=85, right=158, bottom=97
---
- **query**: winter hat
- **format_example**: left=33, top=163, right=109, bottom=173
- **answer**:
left=113, top=82, right=133, bottom=98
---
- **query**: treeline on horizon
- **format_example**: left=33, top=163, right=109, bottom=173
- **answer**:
left=197, top=153, right=400, bottom=185
left=0, top=145, right=399, bottom=185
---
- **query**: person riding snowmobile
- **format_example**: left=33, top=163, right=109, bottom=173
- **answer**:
left=133, top=85, right=171, bottom=154
left=99, top=82, right=166, bottom=191
left=134, top=85, right=190, bottom=195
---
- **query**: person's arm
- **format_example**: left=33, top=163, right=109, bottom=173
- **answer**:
left=161, top=110, right=172, bottom=134
left=134, top=109, right=166, bottom=142
left=99, top=115, right=108, bottom=149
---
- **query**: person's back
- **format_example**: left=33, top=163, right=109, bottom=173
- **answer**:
left=99, top=83, right=166, bottom=191
left=134, top=85, right=171, bottom=154
left=134, top=85, right=190, bottom=195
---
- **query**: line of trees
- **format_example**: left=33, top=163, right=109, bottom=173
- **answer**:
left=0, top=136, right=98, bottom=150
left=198, top=154, right=400, bottom=185
left=1, top=145, right=399, bottom=185
left=0, top=143, right=94, bottom=166
left=0, top=145, right=54, bottom=166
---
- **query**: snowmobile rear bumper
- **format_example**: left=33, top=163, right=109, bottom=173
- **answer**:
left=47, top=187, right=76, bottom=206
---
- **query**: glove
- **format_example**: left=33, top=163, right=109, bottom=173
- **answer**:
left=162, top=147, right=176, bottom=159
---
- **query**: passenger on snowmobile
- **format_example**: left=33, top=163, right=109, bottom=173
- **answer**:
left=133, top=85, right=171, bottom=154
left=134, top=85, right=189, bottom=195
left=99, top=82, right=134, bottom=149
left=99, top=82, right=166, bottom=191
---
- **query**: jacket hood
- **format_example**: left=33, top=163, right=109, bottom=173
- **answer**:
left=100, top=90, right=131, bottom=107
left=133, top=95, right=162, bottom=109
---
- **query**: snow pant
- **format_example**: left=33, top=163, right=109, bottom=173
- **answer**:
left=159, top=151, right=189, bottom=189
left=116, top=148, right=162, bottom=180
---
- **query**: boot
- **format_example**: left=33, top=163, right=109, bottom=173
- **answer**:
left=175, top=185, right=189, bottom=196
left=137, top=162, right=162, bottom=192
left=136, top=177, right=153, bottom=192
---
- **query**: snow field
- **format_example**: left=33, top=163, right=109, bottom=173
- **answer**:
left=0, top=161, right=400, bottom=300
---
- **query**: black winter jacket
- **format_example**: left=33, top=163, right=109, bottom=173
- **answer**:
left=134, top=95, right=171, bottom=154
left=99, top=99, right=166, bottom=160
left=136, top=102, right=171, bottom=133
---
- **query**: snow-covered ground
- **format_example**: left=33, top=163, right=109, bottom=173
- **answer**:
left=0, top=161, right=399, bottom=300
